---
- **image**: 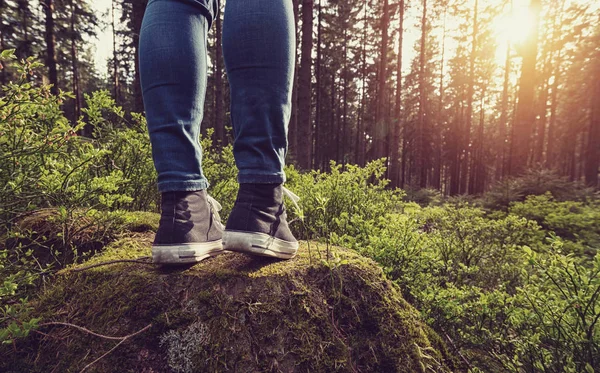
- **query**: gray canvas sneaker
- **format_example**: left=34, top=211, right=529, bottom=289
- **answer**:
left=223, top=183, right=299, bottom=259
left=152, top=190, right=224, bottom=264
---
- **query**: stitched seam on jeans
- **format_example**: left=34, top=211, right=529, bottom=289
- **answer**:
left=247, top=186, right=254, bottom=232
left=171, top=193, right=176, bottom=239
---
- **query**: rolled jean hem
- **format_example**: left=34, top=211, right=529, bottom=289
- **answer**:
left=237, top=173, right=286, bottom=184
left=157, top=180, right=209, bottom=193
left=147, top=0, right=218, bottom=28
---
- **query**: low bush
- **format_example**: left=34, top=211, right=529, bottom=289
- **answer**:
left=482, top=168, right=596, bottom=210
left=285, top=159, right=403, bottom=246
left=510, top=193, right=600, bottom=255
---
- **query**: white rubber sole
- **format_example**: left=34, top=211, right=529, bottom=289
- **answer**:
left=223, top=231, right=298, bottom=259
left=152, top=240, right=224, bottom=264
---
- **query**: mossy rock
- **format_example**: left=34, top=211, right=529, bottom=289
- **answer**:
left=3, top=209, right=159, bottom=268
left=3, top=239, right=458, bottom=372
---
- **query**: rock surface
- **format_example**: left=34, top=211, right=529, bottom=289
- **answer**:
left=3, top=237, right=457, bottom=372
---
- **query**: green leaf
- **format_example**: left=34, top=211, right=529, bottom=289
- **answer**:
left=0, top=49, right=16, bottom=59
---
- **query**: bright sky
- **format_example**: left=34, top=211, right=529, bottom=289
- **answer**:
left=90, top=0, right=115, bottom=74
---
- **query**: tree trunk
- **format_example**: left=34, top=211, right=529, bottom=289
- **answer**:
left=341, top=26, right=348, bottom=166
left=297, top=0, right=314, bottom=170
left=355, top=0, right=367, bottom=167
left=131, top=0, right=147, bottom=113
left=314, top=0, right=322, bottom=169
left=112, top=0, right=120, bottom=104
left=496, top=42, right=511, bottom=181
left=70, top=0, right=81, bottom=120
left=461, top=0, right=478, bottom=193
left=449, top=109, right=461, bottom=195
left=44, top=0, right=58, bottom=95
left=214, top=6, right=224, bottom=145
left=18, top=0, right=31, bottom=58
left=510, top=0, right=541, bottom=176
left=390, top=0, right=404, bottom=187
left=469, top=93, right=486, bottom=194
left=417, top=0, right=427, bottom=188
left=432, top=4, right=446, bottom=191
left=375, top=0, right=390, bottom=161
left=289, top=0, right=300, bottom=160
left=330, top=70, right=336, bottom=169
left=545, top=0, right=565, bottom=169
left=585, top=60, right=600, bottom=187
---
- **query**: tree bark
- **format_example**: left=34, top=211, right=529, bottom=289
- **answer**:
left=545, top=0, right=565, bottom=169
left=496, top=42, right=510, bottom=181
left=17, top=0, right=31, bottom=58
left=417, top=0, right=427, bottom=188
left=355, top=0, right=368, bottom=167
left=375, top=0, right=390, bottom=162
left=131, top=0, right=147, bottom=113
left=314, top=0, right=322, bottom=169
left=461, top=0, right=478, bottom=193
left=70, top=0, right=81, bottom=119
left=44, top=0, right=58, bottom=95
left=112, top=0, right=121, bottom=104
left=214, top=6, right=224, bottom=145
left=297, top=0, right=314, bottom=170
left=390, top=0, right=404, bottom=187
left=341, top=26, right=348, bottom=166
left=289, top=0, right=300, bottom=160
left=585, top=58, right=600, bottom=187
left=432, top=4, right=446, bottom=191
left=509, top=0, right=541, bottom=176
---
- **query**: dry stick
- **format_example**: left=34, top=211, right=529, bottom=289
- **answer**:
left=68, top=257, right=154, bottom=273
left=79, top=324, right=151, bottom=373
left=40, top=322, right=152, bottom=373
left=444, top=332, right=472, bottom=369
left=40, top=322, right=134, bottom=340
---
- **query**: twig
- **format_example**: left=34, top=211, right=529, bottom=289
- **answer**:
left=79, top=324, right=152, bottom=373
left=67, top=257, right=153, bottom=273
left=40, top=321, right=152, bottom=373
left=443, top=332, right=472, bottom=369
left=40, top=321, right=146, bottom=340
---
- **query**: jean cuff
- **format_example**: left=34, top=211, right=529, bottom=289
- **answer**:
left=149, top=0, right=219, bottom=28
left=237, top=172, right=286, bottom=184
left=157, top=179, right=210, bottom=193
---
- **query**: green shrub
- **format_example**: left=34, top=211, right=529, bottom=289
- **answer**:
left=285, top=159, right=403, bottom=245
left=403, top=187, right=443, bottom=206
left=510, top=193, right=600, bottom=255
left=506, top=242, right=600, bottom=373
left=483, top=168, right=596, bottom=210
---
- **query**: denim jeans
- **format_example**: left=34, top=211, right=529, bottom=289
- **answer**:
left=139, top=0, right=295, bottom=192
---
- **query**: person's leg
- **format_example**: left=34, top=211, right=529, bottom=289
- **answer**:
left=222, top=0, right=298, bottom=259
left=140, top=0, right=223, bottom=264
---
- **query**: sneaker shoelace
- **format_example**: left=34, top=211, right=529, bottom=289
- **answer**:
left=207, top=194, right=222, bottom=212
left=282, top=186, right=302, bottom=221
left=207, top=194, right=224, bottom=229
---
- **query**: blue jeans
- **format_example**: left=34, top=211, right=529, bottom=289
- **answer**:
left=139, top=0, right=295, bottom=192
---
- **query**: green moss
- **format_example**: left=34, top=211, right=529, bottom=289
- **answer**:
left=3, top=240, right=458, bottom=372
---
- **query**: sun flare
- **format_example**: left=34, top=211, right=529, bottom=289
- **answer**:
left=493, top=3, right=535, bottom=47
